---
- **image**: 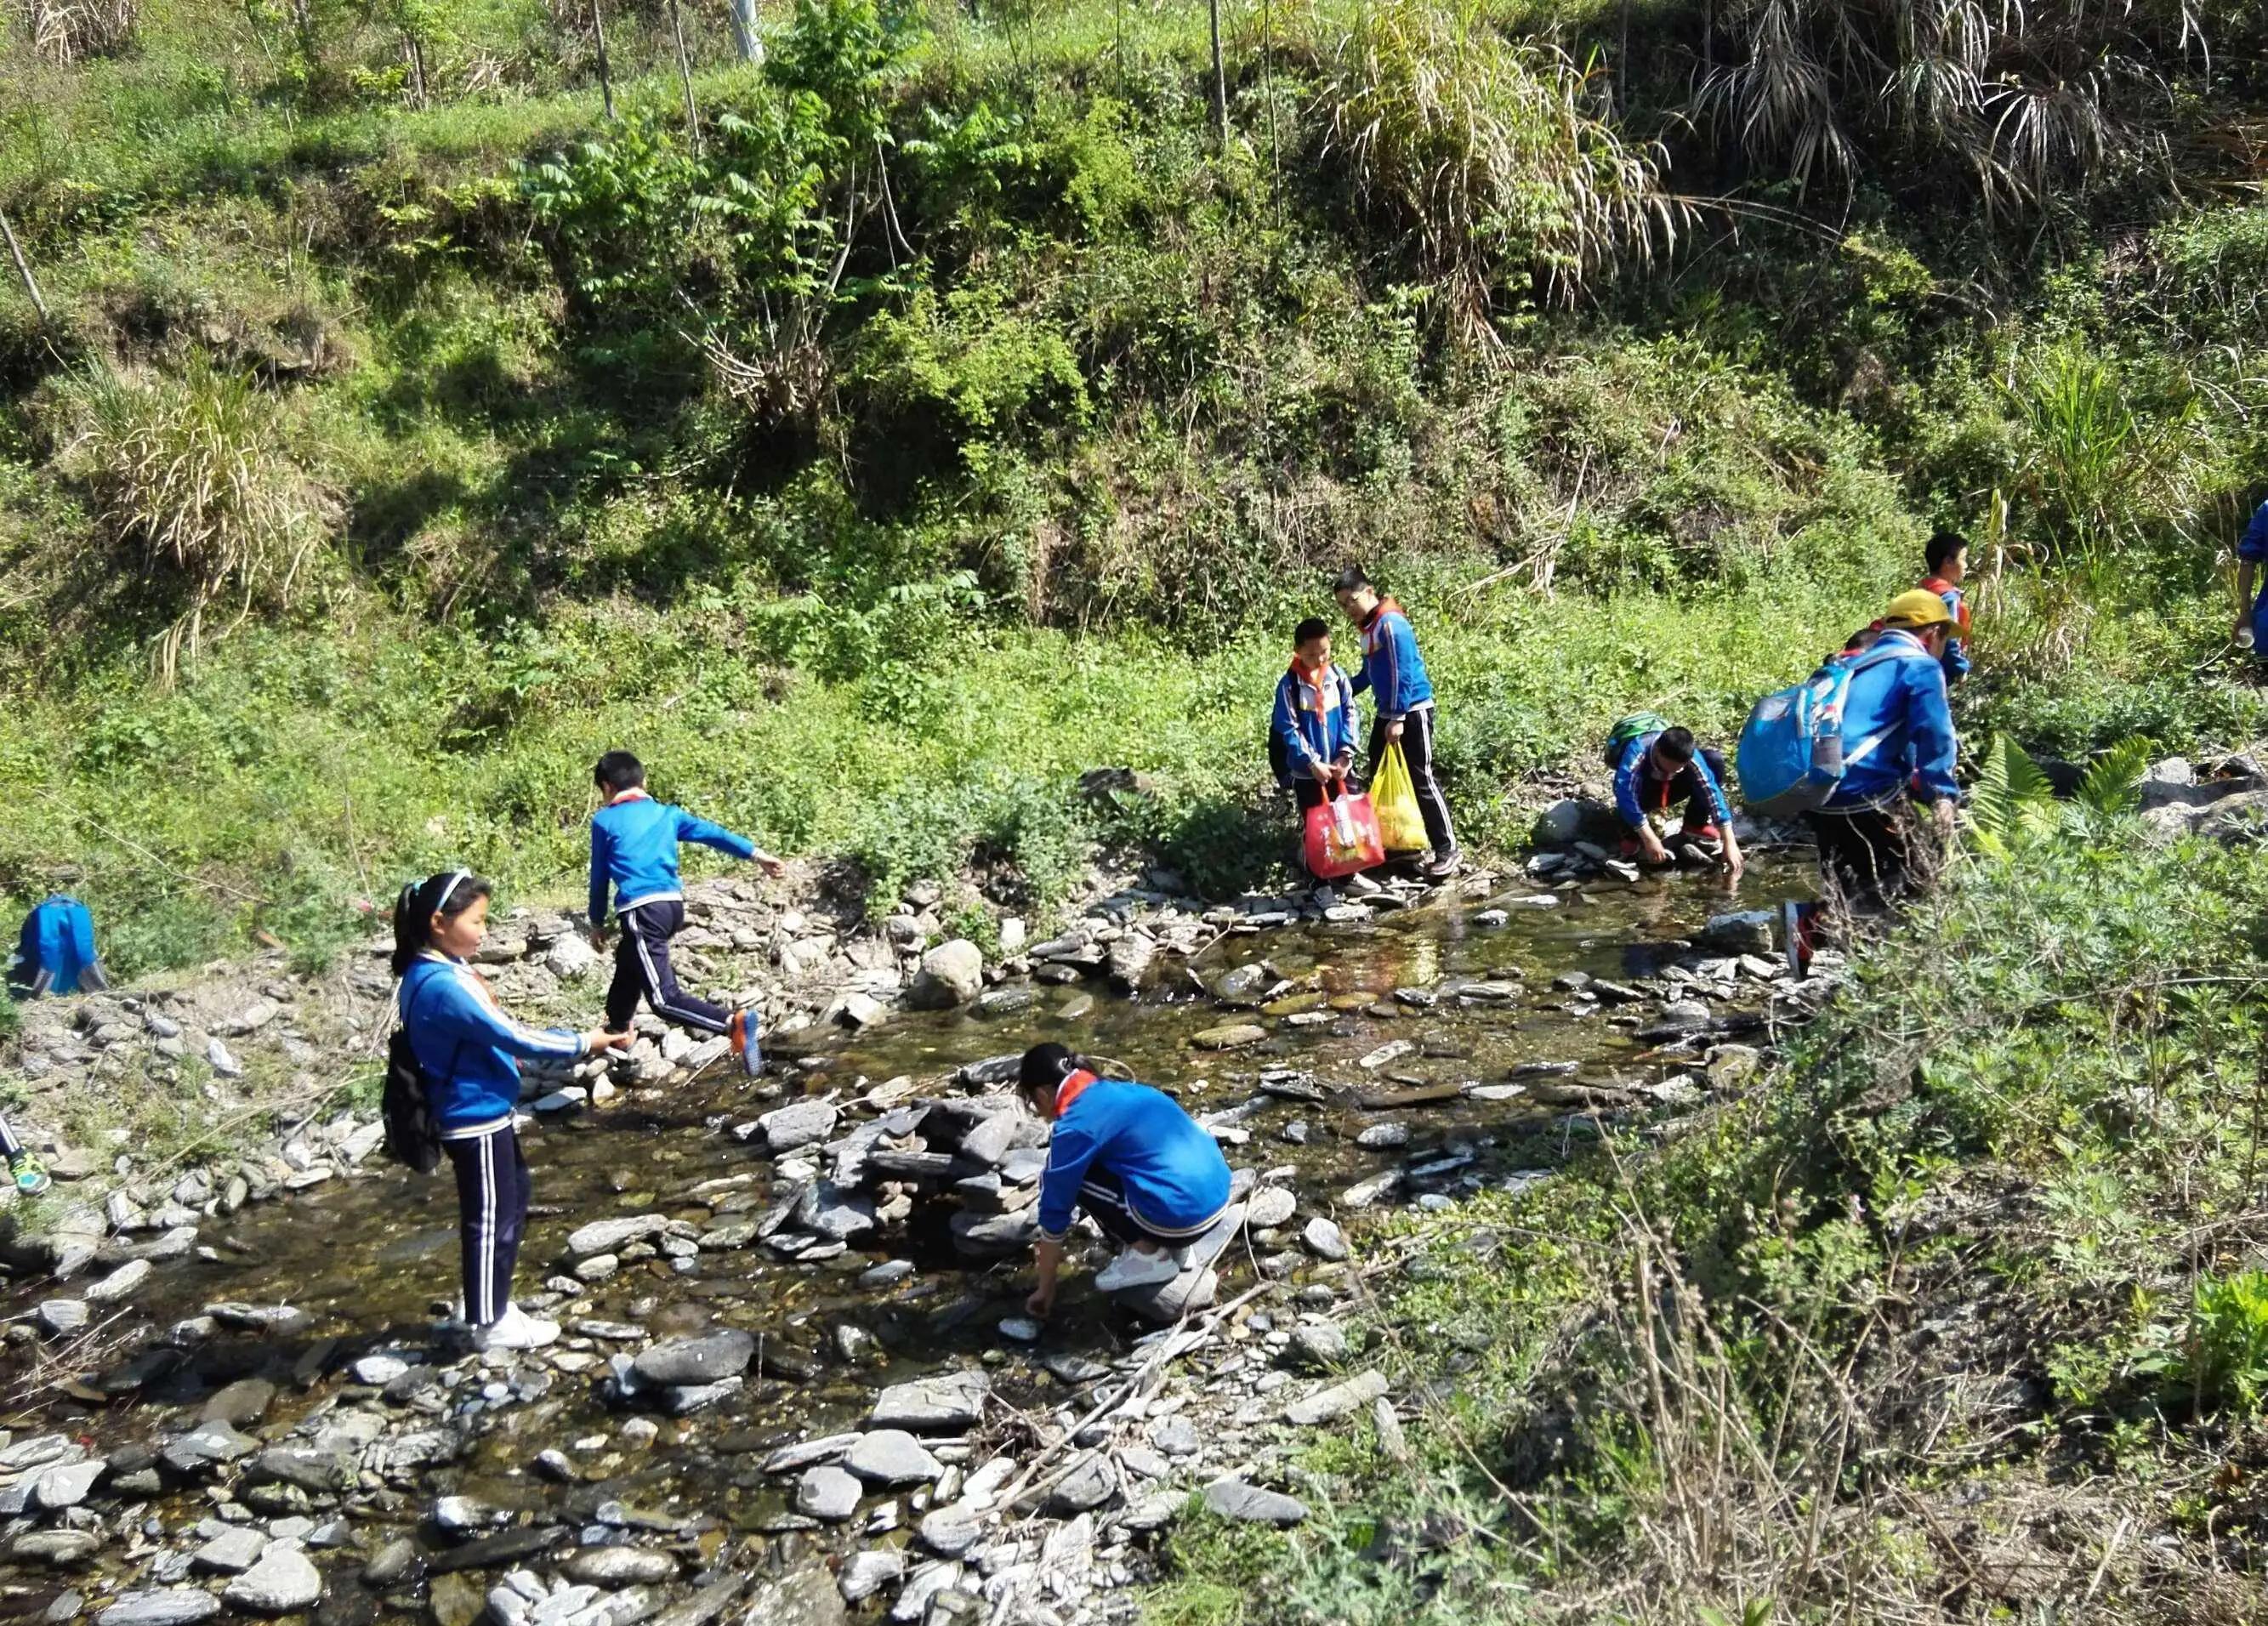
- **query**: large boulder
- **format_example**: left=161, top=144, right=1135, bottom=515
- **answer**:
left=909, top=941, right=985, bottom=1009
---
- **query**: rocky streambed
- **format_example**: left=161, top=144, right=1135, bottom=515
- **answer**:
left=0, top=853, right=1831, bottom=1626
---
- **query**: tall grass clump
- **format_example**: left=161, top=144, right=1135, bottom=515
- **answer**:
left=1698, top=0, right=2197, bottom=219
left=49, top=356, right=337, bottom=681
left=1307, top=0, right=1680, bottom=337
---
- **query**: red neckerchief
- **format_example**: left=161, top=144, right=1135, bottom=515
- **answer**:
left=1054, top=1068, right=1099, bottom=1117
left=1289, top=657, right=1333, bottom=718
left=1357, top=597, right=1405, bottom=635
left=605, top=787, right=651, bottom=807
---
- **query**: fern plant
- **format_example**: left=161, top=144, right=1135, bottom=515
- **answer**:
left=1969, top=732, right=2152, bottom=856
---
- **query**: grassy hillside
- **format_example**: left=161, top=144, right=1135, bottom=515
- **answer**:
left=3, top=0, right=2265, bottom=975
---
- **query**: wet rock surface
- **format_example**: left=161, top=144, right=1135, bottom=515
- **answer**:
left=0, top=856, right=1831, bottom=1624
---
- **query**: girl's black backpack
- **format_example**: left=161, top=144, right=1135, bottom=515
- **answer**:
left=383, top=981, right=446, bottom=1174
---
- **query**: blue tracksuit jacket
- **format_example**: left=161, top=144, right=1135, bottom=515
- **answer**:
left=2241, top=501, right=2268, bottom=647
left=1271, top=662, right=1358, bottom=785
left=1613, top=732, right=1732, bottom=829
left=1826, top=631, right=1959, bottom=809
left=398, top=952, right=587, bottom=1136
left=1350, top=599, right=1435, bottom=720
left=7, top=895, right=106, bottom=998
left=1037, top=1078, right=1232, bottom=1242
left=589, top=789, right=756, bottom=926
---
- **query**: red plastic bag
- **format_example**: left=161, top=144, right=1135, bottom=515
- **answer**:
left=1305, top=790, right=1385, bottom=879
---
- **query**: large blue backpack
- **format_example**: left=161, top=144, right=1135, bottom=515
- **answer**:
left=1735, top=644, right=1909, bottom=817
left=7, top=895, right=105, bottom=998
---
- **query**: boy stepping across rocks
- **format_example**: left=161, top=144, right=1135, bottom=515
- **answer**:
left=588, top=751, right=783, bottom=1077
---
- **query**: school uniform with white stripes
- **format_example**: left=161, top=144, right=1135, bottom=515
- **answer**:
left=1036, top=1073, right=1233, bottom=1250
left=590, top=789, right=756, bottom=1038
left=397, top=950, right=587, bottom=1327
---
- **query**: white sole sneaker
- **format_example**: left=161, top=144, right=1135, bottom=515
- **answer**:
left=1095, top=1248, right=1184, bottom=1293
left=473, top=1306, right=560, bottom=1352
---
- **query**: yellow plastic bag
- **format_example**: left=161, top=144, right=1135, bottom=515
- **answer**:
left=1372, top=742, right=1429, bottom=853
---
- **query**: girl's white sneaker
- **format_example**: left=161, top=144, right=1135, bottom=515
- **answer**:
left=473, top=1304, right=560, bottom=1352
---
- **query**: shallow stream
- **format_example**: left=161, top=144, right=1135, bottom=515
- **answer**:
left=0, top=857, right=1814, bottom=1623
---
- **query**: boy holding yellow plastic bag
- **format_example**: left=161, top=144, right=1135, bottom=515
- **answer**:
left=1333, top=567, right=1459, bottom=878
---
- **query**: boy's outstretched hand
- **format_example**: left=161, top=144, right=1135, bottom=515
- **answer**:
left=759, top=856, right=787, bottom=879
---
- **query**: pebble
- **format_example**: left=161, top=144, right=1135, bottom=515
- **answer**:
left=1302, top=1218, right=1350, bottom=1261
left=838, top=1550, right=903, bottom=1604
left=796, top=1465, right=863, bottom=1521
left=844, top=1430, right=943, bottom=1488
left=35, top=1299, right=88, bottom=1337
left=996, top=1316, right=1042, bottom=1343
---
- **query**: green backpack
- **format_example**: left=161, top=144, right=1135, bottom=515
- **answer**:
left=1602, top=711, right=1673, bottom=768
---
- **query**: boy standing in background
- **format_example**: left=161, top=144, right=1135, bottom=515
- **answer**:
left=1332, top=567, right=1459, bottom=878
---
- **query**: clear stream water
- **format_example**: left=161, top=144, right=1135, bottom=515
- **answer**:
left=0, top=858, right=1814, bottom=1620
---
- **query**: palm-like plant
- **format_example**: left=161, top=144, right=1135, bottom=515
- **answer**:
left=1698, top=0, right=2199, bottom=222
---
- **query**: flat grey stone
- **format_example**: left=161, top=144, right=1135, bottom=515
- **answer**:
left=869, top=1371, right=989, bottom=1431
left=85, top=1260, right=152, bottom=1304
left=1202, top=1479, right=1308, bottom=1526
left=190, top=1528, right=267, bottom=1575
left=918, top=1506, right=983, bottom=1558
left=34, top=1460, right=105, bottom=1509
left=223, top=1546, right=321, bottom=1613
left=795, top=1465, right=862, bottom=1522
left=844, top=1430, right=941, bottom=1487
left=560, top=1548, right=677, bottom=1586
left=564, top=1215, right=669, bottom=1258
left=12, top=1529, right=103, bottom=1567
left=759, top=1433, right=861, bottom=1475
left=631, top=1331, right=754, bottom=1387
left=1285, top=1369, right=1390, bottom=1426
left=36, top=1299, right=89, bottom=1337
left=99, top=1593, right=222, bottom=1626
left=759, top=1100, right=838, bottom=1153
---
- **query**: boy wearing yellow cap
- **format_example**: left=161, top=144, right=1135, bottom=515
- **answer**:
left=1782, top=590, right=1960, bottom=971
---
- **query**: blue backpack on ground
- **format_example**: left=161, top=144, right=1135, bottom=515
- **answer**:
left=1735, top=645, right=1907, bottom=816
left=7, top=895, right=108, bottom=999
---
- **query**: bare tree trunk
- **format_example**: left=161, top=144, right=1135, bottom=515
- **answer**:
left=725, top=0, right=761, bottom=63
left=1207, top=0, right=1228, bottom=145
left=401, top=31, right=429, bottom=108
left=668, top=0, right=702, bottom=154
left=591, top=0, right=617, bottom=119
left=0, top=208, right=51, bottom=325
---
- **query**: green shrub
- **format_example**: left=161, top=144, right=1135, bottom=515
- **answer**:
left=48, top=355, right=338, bottom=681
left=2188, top=1272, right=2268, bottom=1417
